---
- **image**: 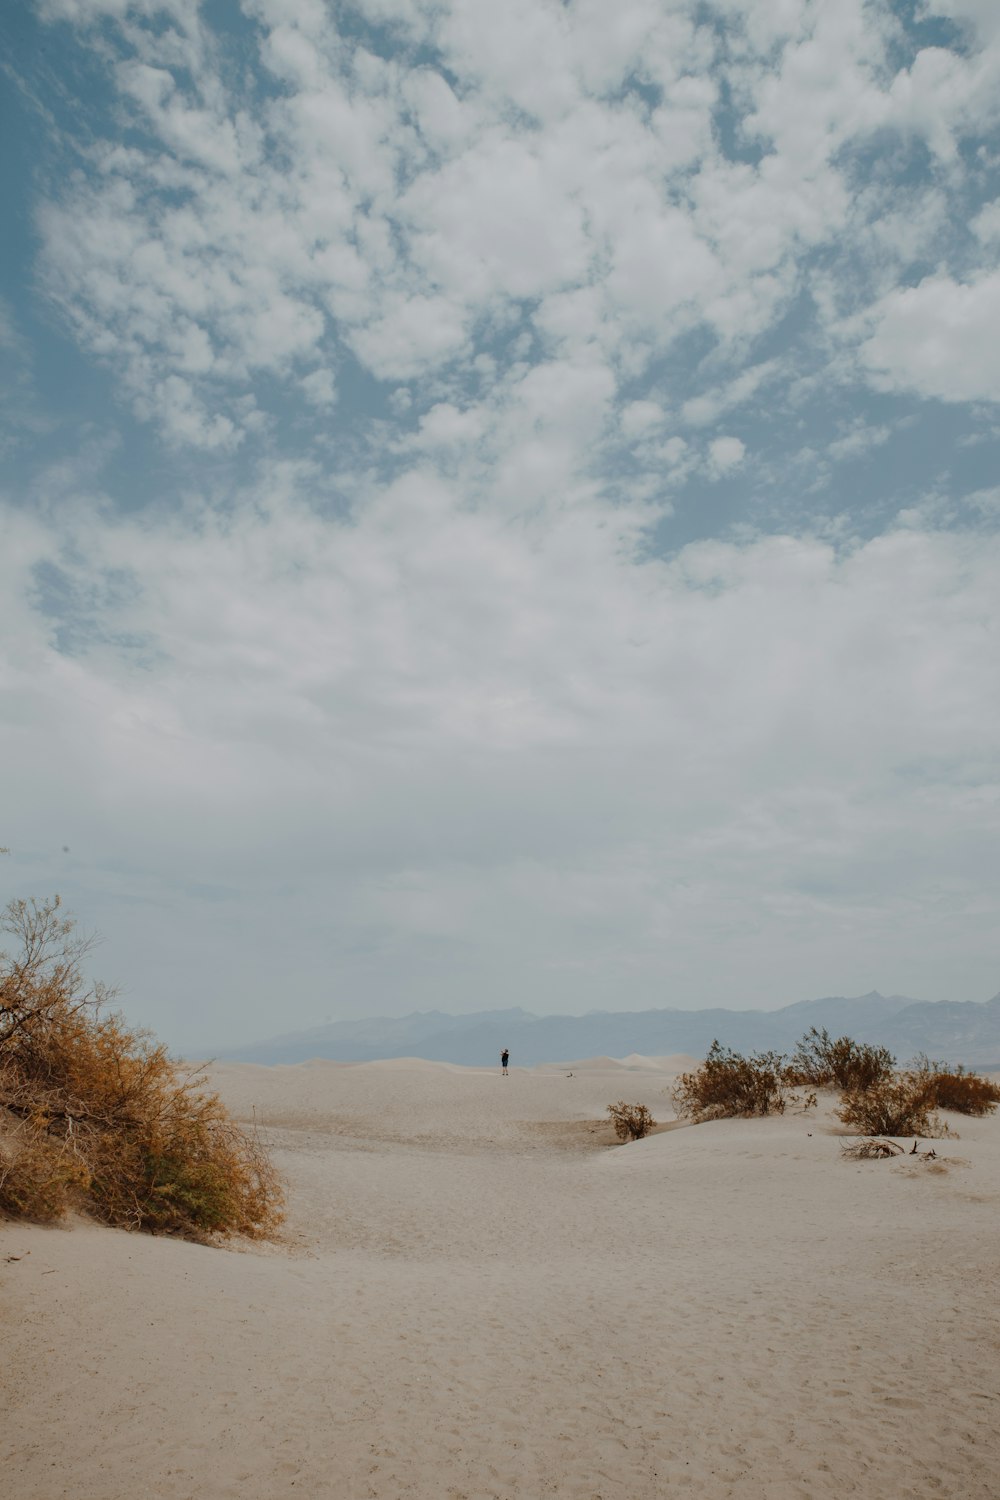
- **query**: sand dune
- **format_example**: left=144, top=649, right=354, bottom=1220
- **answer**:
left=3, top=1057, right=999, bottom=1499
left=534, top=1052, right=701, bottom=1074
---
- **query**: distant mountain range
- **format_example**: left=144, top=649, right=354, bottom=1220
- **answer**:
left=214, top=991, right=1000, bottom=1069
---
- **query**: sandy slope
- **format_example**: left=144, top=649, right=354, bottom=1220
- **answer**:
left=2, top=1058, right=999, bottom=1500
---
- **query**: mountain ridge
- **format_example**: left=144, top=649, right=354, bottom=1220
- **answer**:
left=212, top=991, right=1000, bottom=1068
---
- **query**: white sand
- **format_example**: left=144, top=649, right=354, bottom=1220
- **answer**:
left=2, top=1057, right=999, bottom=1500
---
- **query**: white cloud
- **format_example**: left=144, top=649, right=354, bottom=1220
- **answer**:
left=400, top=132, right=591, bottom=303
left=922, top=0, right=1000, bottom=44
left=681, top=360, right=781, bottom=429
left=142, top=375, right=242, bottom=451
left=965, top=485, right=1000, bottom=516
left=410, top=401, right=485, bottom=451
left=27, top=0, right=1000, bottom=475
left=349, top=292, right=470, bottom=380
left=861, top=272, right=1000, bottom=405
left=619, top=400, right=665, bottom=439
left=401, top=68, right=469, bottom=149
left=38, top=0, right=995, bottom=445
left=300, top=368, right=337, bottom=407
left=736, top=1, right=893, bottom=170
left=826, top=420, right=892, bottom=463
left=972, top=200, right=1000, bottom=244
left=707, top=435, right=746, bottom=476
left=5, top=481, right=1000, bottom=1040
left=11, top=0, right=1000, bottom=1044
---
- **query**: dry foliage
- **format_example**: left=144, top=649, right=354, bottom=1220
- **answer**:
left=788, top=1027, right=895, bottom=1091
left=606, top=1100, right=656, bottom=1141
left=835, top=1077, right=942, bottom=1138
left=903, top=1056, right=1000, bottom=1116
left=841, top=1137, right=904, bottom=1159
left=0, top=1118, right=91, bottom=1219
left=672, top=1040, right=789, bottom=1121
left=841, top=1137, right=958, bottom=1167
left=835, top=1051, right=999, bottom=1140
left=0, top=894, right=283, bottom=1239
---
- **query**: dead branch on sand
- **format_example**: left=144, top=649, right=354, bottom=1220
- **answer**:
left=841, top=1137, right=904, bottom=1159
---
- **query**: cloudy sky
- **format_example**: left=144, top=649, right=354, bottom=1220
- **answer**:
left=2, top=0, right=999, bottom=1051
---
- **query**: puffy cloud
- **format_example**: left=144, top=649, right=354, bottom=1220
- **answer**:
left=35, top=0, right=1000, bottom=448
left=300, top=367, right=338, bottom=407
left=707, top=435, right=746, bottom=475
left=619, top=400, right=665, bottom=438
left=348, top=292, right=470, bottom=380
left=972, top=200, right=1000, bottom=244
left=861, top=273, right=1000, bottom=405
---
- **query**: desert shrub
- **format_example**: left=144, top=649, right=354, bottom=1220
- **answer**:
left=903, top=1056, right=1000, bottom=1117
left=836, top=1077, right=938, bottom=1138
left=606, top=1101, right=656, bottom=1141
left=0, top=893, right=283, bottom=1239
left=672, top=1040, right=789, bottom=1121
left=0, top=1121, right=91, bottom=1221
left=788, top=1027, right=895, bottom=1091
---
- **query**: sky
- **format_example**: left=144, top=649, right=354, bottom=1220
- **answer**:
left=2, top=0, right=1000, bottom=1052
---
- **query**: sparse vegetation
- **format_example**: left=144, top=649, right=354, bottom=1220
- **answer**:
left=788, top=1027, right=895, bottom=1091
left=672, top=1025, right=996, bottom=1142
left=833, top=1053, right=999, bottom=1139
left=841, top=1137, right=904, bottom=1159
left=606, top=1100, right=656, bottom=1141
left=672, top=1040, right=789, bottom=1121
left=0, top=893, right=283, bottom=1239
left=903, top=1055, right=1000, bottom=1117
left=835, top=1077, right=940, bottom=1138
left=841, top=1137, right=953, bottom=1165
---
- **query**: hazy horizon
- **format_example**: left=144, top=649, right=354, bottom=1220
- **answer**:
left=204, top=986, right=1000, bottom=1062
left=3, top=1, right=1000, bottom=1053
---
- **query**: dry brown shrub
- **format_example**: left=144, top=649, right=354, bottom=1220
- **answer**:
left=836, top=1077, right=942, bottom=1138
left=672, top=1040, right=789, bottom=1121
left=0, top=1119, right=91, bottom=1221
left=903, top=1056, right=1000, bottom=1116
left=606, top=1101, right=656, bottom=1141
left=0, top=893, right=284, bottom=1240
left=788, top=1027, right=895, bottom=1091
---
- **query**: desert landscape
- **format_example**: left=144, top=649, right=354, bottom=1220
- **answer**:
left=2, top=1054, right=999, bottom=1500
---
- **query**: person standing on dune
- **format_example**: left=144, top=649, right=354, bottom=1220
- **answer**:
left=501, top=1048, right=509, bottom=1076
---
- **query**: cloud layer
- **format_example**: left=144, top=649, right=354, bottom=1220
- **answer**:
left=3, top=0, right=1000, bottom=1046
left=33, top=0, right=1000, bottom=452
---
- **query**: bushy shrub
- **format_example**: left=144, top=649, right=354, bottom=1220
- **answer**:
left=0, top=894, right=283, bottom=1239
left=0, top=1122, right=91, bottom=1221
left=903, top=1056, right=1000, bottom=1117
left=788, top=1027, right=895, bottom=1091
left=606, top=1101, right=656, bottom=1141
left=672, top=1040, right=789, bottom=1121
left=836, top=1078, right=938, bottom=1138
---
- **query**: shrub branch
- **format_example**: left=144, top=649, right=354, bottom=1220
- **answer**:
left=0, top=893, right=283, bottom=1239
